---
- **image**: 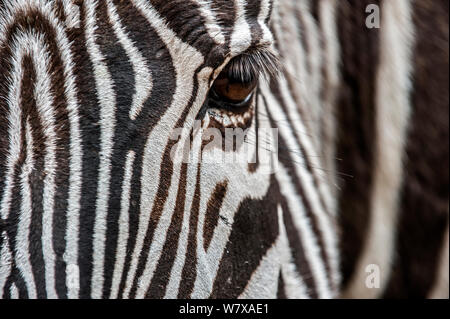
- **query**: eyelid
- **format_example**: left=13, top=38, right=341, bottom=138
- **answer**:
left=224, top=47, right=281, bottom=85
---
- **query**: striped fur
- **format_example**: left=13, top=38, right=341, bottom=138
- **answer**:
left=0, top=0, right=448, bottom=299
left=335, top=0, right=449, bottom=298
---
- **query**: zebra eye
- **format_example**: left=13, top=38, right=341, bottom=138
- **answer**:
left=207, top=49, right=279, bottom=115
left=211, top=71, right=257, bottom=105
left=209, top=60, right=258, bottom=111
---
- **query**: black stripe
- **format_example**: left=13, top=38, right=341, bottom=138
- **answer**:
left=245, top=0, right=263, bottom=48
left=75, top=1, right=102, bottom=298
left=149, top=0, right=217, bottom=56
left=5, top=93, right=29, bottom=299
left=335, top=0, right=380, bottom=289
left=208, top=0, right=236, bottom=50
left=177, top=162, right=202, bottom=299
left=93, top=0, right=136, bottom=299
left=262, top=93, right=333, bottom=293
left=128, top=62, right=203, bottom=298
left=280, top=197, right=317, bottom=298
left=21, top=56, right=46, bottom=299
left=276, top=270, right=287, bottom=299
left=203, top=181, right=228, bottom=251
left=384, top=0, right=449, bottom=298
left=0, top=7, right=75, bottom=299
left=210, top=175, right=280, bottom=299
left=145, top=163, right=189, bottom=298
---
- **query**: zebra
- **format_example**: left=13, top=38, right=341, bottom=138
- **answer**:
left=0, top=0, right=447, bottom=299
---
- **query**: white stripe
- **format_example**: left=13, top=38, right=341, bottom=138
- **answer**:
left=62, top=0, right=80, bottom=28
left=0, top=39, right=24, bottom=221
left=275, top=162, right=332, bottom=298
left=297, top=0, right=323, bottom=104
left=191, top=99, right=273, bottom=298
left=296, top=0, right=330, bottom=160
left=2, top=26, right=67, bottom=298
left=163, top=120, right=206, bottom=299
left=106, top=1, right=153, bottom=121
left=135, top=68, right=214, bottom=298
left=46, top=1, right=84, bottom=299
left=42, top=1, right=84, bottom=300
left=16, top=120, right=37, bottom=299
left=280, top=260, right=310, bottom=299
left=318, top=0, right=340, bottom=197
left=85, top=0, right=117, bottom=299
left=230, top=0, right=252, bottom=55
left=193, top=0, right=226, bottom=45
left=240, top=205, right=309, bottom=299
left=134, top=152, right=184, bottom=299
left=277, top=39, right=336, bottom=219
left=262, top=79, right=340, bottom=291
left=257, top=0, right=274, bottom=45
left=279, top=72, right=340, bottom=277
left=277, top=205, right=310, bottom=299
left=343, top=0, right=415, bottom=298
left=5, top=0, right=85, bottom=299
left=109, top=151, right=135, bottom=299
left=3, top=30, right=60, bottom=298
left=0, top=0, right=24, bottom=43
left=10, top=283, right=19, bottom=299
left=429, top=224, right=449, bottom=299
left=0, top=232, right=12, bottom=298
left=278, top=204, right=310, bottom=299
left=122, top=0, right=205, bottom=298
left=276, top=163, right=332, bottom=299
left=26, top=34, right=59, bottom=299
left=271, top=1, right=313, bottom=133
left=260, top=83, right=337, bottom=297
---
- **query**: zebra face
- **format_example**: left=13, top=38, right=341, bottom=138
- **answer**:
left=0, top=0, right=339, bottom=299
left=1, top=0, right=448, bottom=301
left=115, top=0, right=285, bottom=299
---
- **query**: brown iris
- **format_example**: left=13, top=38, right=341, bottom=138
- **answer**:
left=211, top=67, right=258, bottom=105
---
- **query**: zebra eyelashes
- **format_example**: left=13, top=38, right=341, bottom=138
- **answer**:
left=208, top=48, right=280, bottom=113
left=227, top=48, right=280, bottom=84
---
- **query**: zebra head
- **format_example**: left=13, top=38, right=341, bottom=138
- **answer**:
left=1, top=0, right=448, bottom=301
left=0, top=0, right=339, bottom=299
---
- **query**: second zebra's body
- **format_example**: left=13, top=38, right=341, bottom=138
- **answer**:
left=0, top=0, right=448, bottom=299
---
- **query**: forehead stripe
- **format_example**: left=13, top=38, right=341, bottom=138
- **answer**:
left=258, top=0, right=274, bottom=45
left=193, top=0, right=226, bottom=45
left=230, top=0, right=252, bottom=55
